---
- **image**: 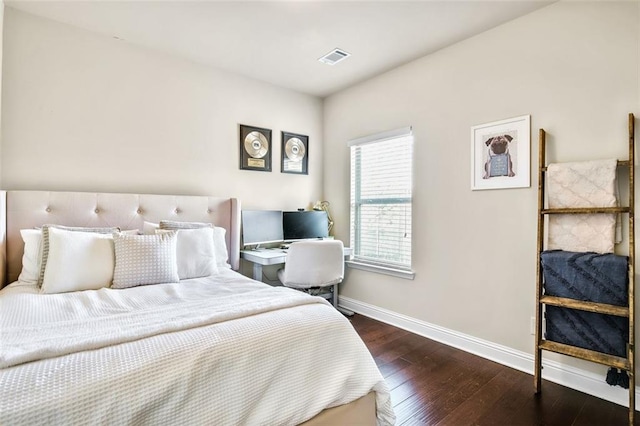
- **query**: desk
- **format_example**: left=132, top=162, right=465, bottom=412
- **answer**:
left=241, top=247, right=352, bottom=282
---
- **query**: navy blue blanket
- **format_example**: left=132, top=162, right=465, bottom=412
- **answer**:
left=541, top=250, right=628, bottom=306
left=545, top=306, right=628, bottom=358
left=542, top=250, right=629, bottom=357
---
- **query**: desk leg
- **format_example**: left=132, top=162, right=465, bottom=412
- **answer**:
left=331, top=284, right=338, bottom=307
left=334, top=283, right=354, bottom=317
left=252, top=263, right=263, bottom=282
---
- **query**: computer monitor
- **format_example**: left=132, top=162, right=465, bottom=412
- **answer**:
left=283, top=211, right=329, bottom=241
left=241, top=210, right=284, bottom=247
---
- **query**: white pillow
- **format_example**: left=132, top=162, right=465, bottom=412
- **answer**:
left=158, top=220, right=231, bottom=269
left=38, top=225, right=119, bottom=287
left=18, top=229, right=42, bottom=285
left=112, top=231, right=179, bottom=289
left=158, top=228, right=218, bottom=279
left=143, top=221, right=159, bottom=235
left=40, top=228, right=115, bottom=294
left=213, top=227, right=232, bottom=269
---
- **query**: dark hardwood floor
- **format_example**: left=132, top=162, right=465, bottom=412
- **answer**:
left=349, top=314, right=637, bottom=426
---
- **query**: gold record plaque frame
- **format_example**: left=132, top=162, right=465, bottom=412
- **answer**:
left=240, top=124, right=272, bottom=172
left=281, top=131, right=308, bottom=175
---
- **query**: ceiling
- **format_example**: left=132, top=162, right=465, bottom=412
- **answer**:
left=6, top=0, right=552, bottom=98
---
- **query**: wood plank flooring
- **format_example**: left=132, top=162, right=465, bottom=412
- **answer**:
left=349, top=314, right=637, bottom=426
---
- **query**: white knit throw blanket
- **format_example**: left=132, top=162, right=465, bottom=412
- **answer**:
left=547, top=159, right=619, bottom=253
left=0, top=286, right=322, bottom=368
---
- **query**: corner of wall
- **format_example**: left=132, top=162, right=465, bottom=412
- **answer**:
left=0, top=191, right=6, bottom=287
left=0, top=0, right=5, bottom=190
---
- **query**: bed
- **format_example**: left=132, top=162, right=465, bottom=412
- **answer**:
left=0, top=190, right=394, bottom=425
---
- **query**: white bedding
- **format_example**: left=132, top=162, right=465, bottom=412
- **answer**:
left=0, top=270, right=394, bottom=425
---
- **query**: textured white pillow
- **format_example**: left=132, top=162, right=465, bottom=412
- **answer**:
left=112, top=231, right=179, bottom=289
left=18, top=229, right=42, bottom=285
left=159, top=220, right=231, bottom=269
left=159, top=220, right=211, bottom=230
left=40, top=228, right=115, bottom=294
left=158, top=228, right=218, bottom=279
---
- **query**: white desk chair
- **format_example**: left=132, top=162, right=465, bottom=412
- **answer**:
left=277, top=240, right=344, bottom=308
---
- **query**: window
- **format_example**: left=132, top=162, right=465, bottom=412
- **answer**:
left=348, top=127, right=414, bottom=279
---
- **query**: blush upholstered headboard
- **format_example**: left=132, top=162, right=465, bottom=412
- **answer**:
left=0, top=190, right=241, bottom=286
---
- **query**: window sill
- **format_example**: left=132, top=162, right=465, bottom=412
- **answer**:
left=346, top=260, right=415, bottom=280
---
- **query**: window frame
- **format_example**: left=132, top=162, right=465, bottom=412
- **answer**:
left=347, top=126, right=415, bottom=280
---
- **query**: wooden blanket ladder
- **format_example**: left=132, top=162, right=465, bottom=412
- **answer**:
left=534, top=113, right=636, bottom=424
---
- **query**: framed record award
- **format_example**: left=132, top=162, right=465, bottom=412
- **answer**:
left=281, top=131, right=308, bottom=175
left=239, top=124, right=272, bottom=172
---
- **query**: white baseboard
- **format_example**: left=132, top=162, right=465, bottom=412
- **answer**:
left=339, top=296, right=639, bottom=409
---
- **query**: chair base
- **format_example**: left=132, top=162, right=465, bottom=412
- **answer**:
left=337, top=307, right=354, bottom=317
left=287, top=284, right=353, bottom=316
left=291, top=284, right=339, bottom=309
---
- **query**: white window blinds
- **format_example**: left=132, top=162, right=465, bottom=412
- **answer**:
left=349, top=127, right=413, bottom=271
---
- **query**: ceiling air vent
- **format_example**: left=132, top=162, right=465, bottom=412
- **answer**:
left=318, top=48, right=351, bottom=66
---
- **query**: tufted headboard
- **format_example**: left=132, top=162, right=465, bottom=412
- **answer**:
left=0, top=190, right=241, bottom=286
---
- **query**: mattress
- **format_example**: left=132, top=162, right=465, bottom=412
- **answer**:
left=0, top=269, right=394, bottom=425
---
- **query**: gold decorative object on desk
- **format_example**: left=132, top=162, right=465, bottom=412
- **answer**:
left=313, top=200, right=334, bottom=234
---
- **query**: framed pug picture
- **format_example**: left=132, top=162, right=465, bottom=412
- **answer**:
left=281, top=131, right=308, bottom=175
left=239, top=124, right=272, bottom=172
left=470, top=115, right=530, bottom=190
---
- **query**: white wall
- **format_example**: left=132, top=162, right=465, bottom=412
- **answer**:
left=0, top=1, right=5, bottom=286
left=0, top=1, right=4, bottom=187
left=1, top=8, right=323, bottom=212
left=324, top=1, right=639, bottom=375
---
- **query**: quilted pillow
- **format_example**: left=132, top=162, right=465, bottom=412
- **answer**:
left=112, top=231, right=179, bottom=289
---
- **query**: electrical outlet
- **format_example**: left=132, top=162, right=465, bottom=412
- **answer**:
left=530, top=317, right=536, bottom=335
left=530, top=316, right=546, bottom=335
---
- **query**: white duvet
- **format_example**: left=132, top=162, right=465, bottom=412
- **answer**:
left=0, top=270, right=394, bottom=425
